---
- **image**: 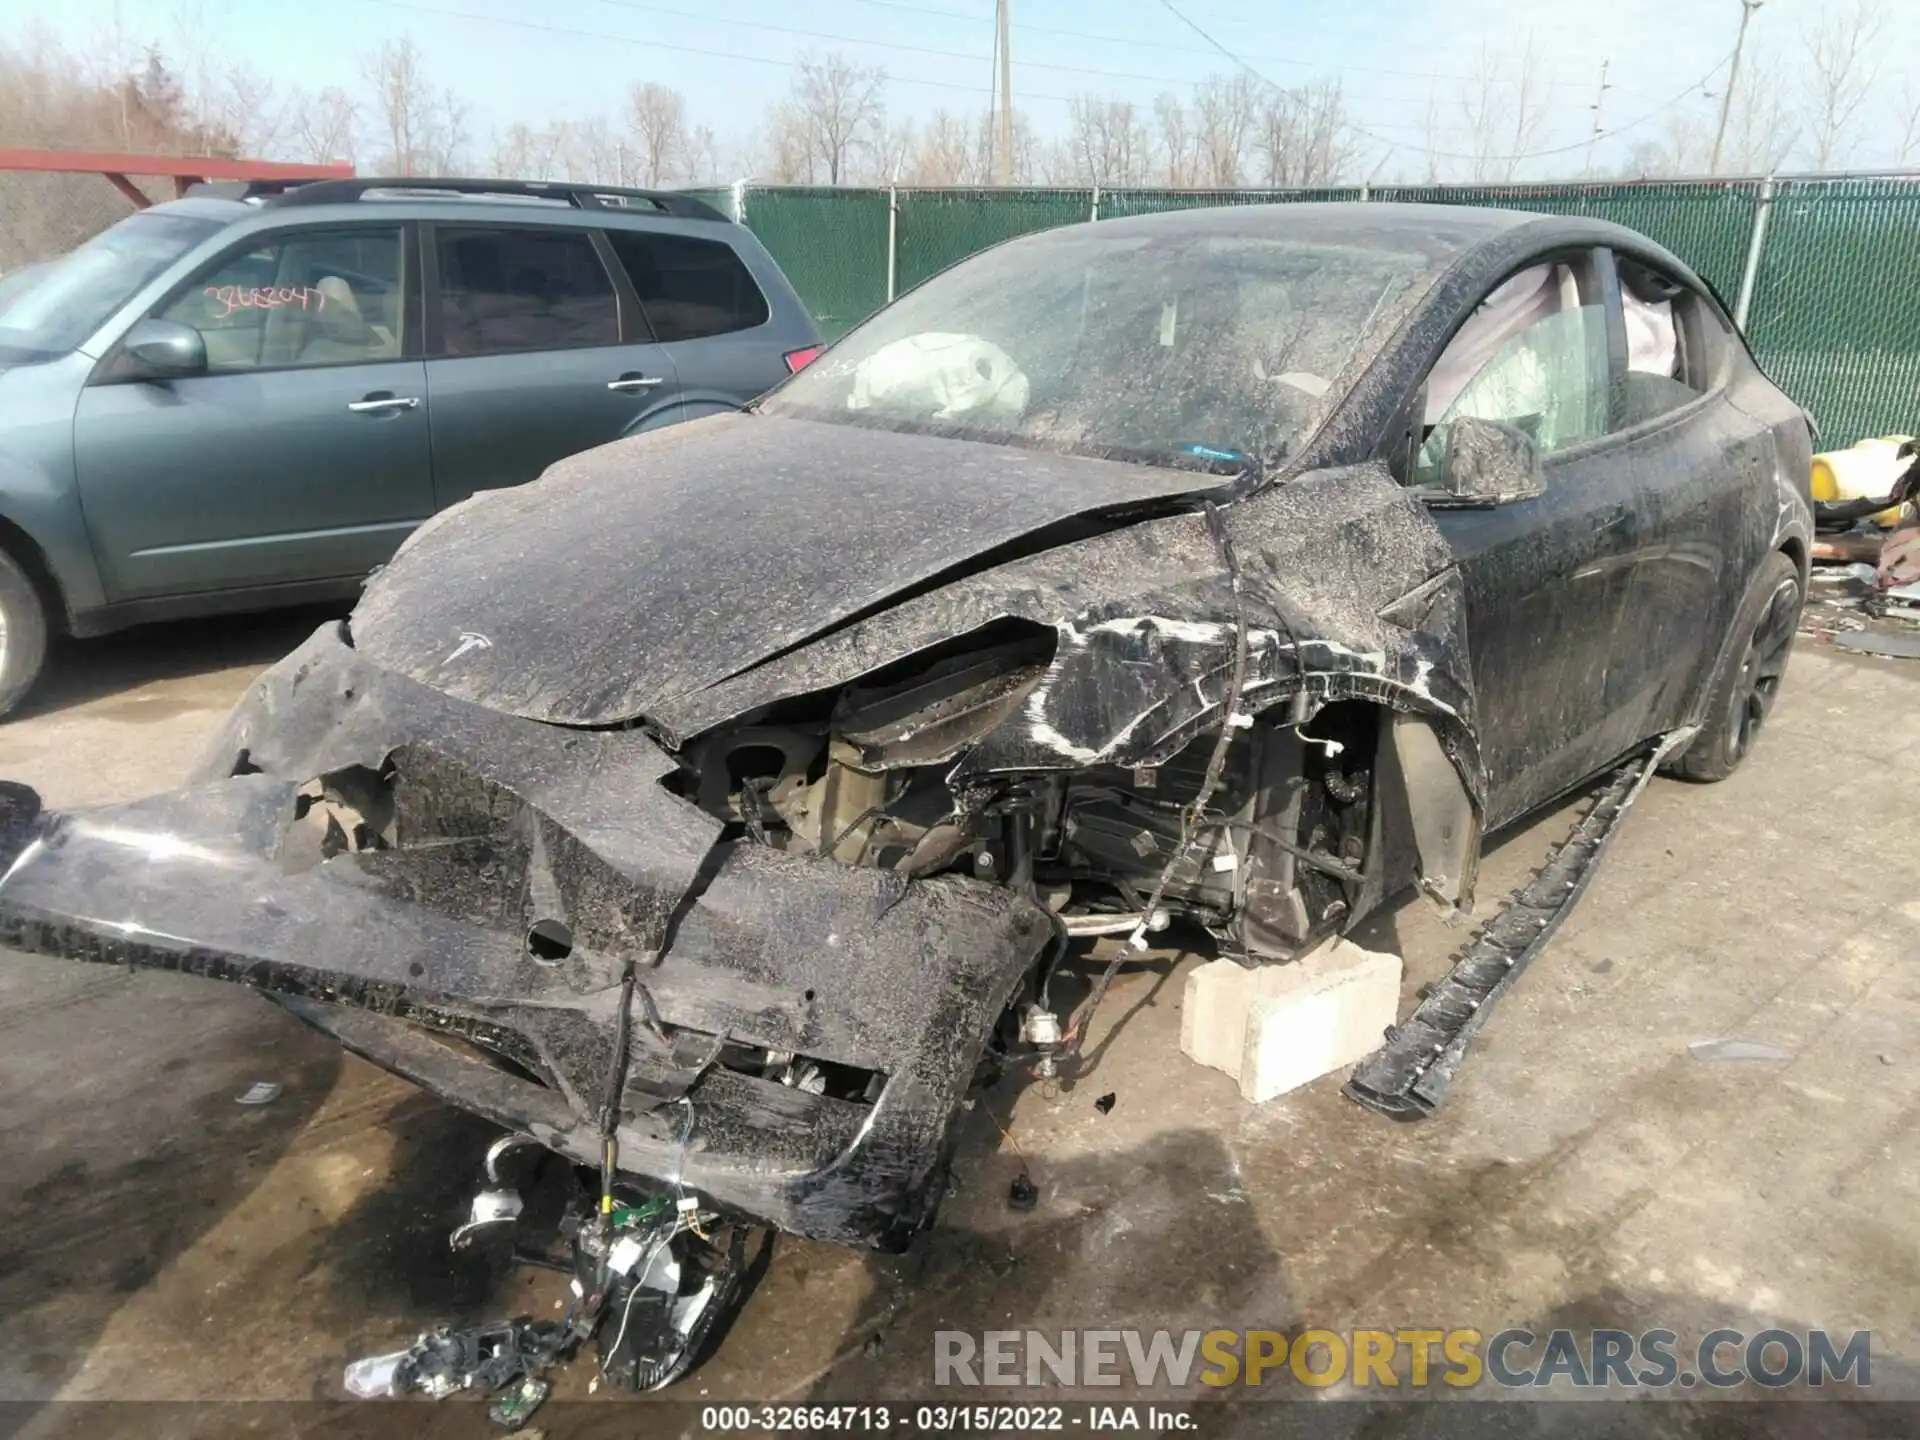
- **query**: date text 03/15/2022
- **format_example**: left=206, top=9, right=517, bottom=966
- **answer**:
left=700, top=1405, right=1196, bottom=1431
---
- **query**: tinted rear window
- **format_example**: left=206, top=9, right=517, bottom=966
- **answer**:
left=435, top=226, right=617, bottom=355
left=607, top=230, right=769, bottom=342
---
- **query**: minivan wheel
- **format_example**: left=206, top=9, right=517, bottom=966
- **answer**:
left=0, top=548, right=50, bottom=720
left=1669, top=551, right=1801, bottom=783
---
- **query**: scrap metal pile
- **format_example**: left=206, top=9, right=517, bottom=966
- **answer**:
left=1803, top=437, right=1920, bottom=658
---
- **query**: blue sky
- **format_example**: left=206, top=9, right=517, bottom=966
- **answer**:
left=15, top=0, right=1919, bottom=178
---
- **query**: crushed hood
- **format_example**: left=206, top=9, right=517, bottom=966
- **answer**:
left=354, top=412, right=1226, bottom=727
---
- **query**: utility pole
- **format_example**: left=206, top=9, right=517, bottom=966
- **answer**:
left=1711, top=0, right=1763, bottom=174
left=1583, top=58, right=1611, bottom=177
left=993, top=0, right=1014, bottom=184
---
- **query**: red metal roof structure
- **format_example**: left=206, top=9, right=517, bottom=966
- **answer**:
left=0, top=148, right=354, bottom=207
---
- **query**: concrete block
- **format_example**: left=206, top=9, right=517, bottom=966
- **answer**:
left=1179, top=939, right=1403, bottom=1103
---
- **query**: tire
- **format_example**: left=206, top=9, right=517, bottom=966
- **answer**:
left=1669, top=551, right=1801, bottom=782
left=0, top=547, right=49, bottom=720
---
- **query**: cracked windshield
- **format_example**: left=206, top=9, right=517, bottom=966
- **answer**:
left=763, top=229, right=1426, bottom=469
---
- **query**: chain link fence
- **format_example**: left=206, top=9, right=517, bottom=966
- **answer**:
left=727, top=175, right=1919, bottom=446
left=10, top=162, right=1916, bottom=447
left=1741, top=177, right=1920, bottom=450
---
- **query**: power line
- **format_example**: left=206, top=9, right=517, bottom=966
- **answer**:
left=581, top=0, right=1445, bottom=109
left=827, top=0, right=1644, bottom=95
left=1154, top=0, right=1730, bottom=166
left=349, top=0, right=1557, bottom=127
left=347, top=0, right=1062, bottom=100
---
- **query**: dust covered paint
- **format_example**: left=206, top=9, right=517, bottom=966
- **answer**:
left=0, top=202, right=1811, bottom=1250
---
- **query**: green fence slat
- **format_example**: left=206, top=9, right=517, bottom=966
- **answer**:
left=1100, top=187, right=1357, bottom=217
left=730, top=178, right=1920, bottom=448
left=741, top=187, right=891, bottom=340
left=1370, top=182, right=1757, bottom=301
left=1744, top=177, right=1920, bottom=448
left=895, top=188, right=1095, bottom=292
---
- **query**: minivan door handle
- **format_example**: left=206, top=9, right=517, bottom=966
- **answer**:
left=347, top=394, right=421, bottom=414
left=606, top=374, right=664, bottom=392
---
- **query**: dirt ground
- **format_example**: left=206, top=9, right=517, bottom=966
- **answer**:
left=1, top=608, right=1917, bottom=1436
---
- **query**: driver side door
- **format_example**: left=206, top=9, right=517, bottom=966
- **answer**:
left=73, top=224, right=435, bottom=602
left=1415, top=253, right=1646, bottom=829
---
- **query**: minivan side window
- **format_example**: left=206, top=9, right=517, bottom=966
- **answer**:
left=157, top=228, right=404, bottom=371
left=606, top=231, right=770, bottom=342
left=435, top=227, right=618, bottom=356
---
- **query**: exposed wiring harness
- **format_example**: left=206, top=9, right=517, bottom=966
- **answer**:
left=1059, top=501, right=1252, bottom=1062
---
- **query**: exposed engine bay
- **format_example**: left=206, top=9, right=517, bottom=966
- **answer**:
left=0, top=421, right=1495, bottom=1258
left=671, top=629, right=1383, bottom=961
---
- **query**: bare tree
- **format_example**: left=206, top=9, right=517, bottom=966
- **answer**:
left=1897, top=78, right=1920, bottom=166
left=1065, top=95, right=1149, bottom=187
left=1458, top=39, right=1549, bottom=183
left=1801, top=0, right=1884, bottom=170
left=565, top=115, right=622, bottom=183
left=873, top=117, right=916, bottom=183
left=287, top=85, right=359, bottom=165
left=758, top=100, right=814, bottom=183
left=788, top=52, right=886, bottom=185
left=429, top=85, right=469, bottom=173
left=1153, top=91, right=1199, bottom=186
left=1193, top=72, right=1258, bottom=187
left=363, top=37, right=464, bottom=175
left=685, top=124, right=723, bottom=185
left=1720, top=56, right=1797, bottom=173
left=910, top=109, right=978, bottom=184
left=491, top=122, right=552, bottom=179
left=207, top=65, right=284, bottom=155
left=1252, top=79, right=1357, bottom=186
left=1419, top=86, right=1444, bottom=183
left=627, top=82, right=687, bottom=186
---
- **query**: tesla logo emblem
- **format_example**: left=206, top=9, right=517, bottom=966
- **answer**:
left=443, top=632, right=492, bottom=665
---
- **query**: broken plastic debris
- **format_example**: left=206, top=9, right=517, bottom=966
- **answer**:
left=607, top=1235, right=647, bottom=1275
left=1094, top=1092, right=1117, bottom=1115
left=489, top=1374, right=551, bottom=1429
left=235, top=1081, right=282, bottom=1106
left=1836, top=631, right=1920, bottom=659
left=1688, top=1038, right=1793, bottom=1062
left=1007, top=1172, right=1039, bottom=1211
left=451, top=1186, right=525, bottom=1251
left=1210, top=852, right=1238, bottom=872
left=343, top=1349, right=409, bottom=1399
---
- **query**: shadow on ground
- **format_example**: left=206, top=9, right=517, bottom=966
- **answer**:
left=0, top=986, right=343, bottom=1404
left=16, top=605, right=344, bottom=721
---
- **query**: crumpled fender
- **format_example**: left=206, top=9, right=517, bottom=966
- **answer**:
left=654, top=462, right=1486, bottom=905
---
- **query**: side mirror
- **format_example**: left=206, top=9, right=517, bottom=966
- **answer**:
left=108, top=319, right=207, bottom=383
left=1435, top=415, right=1544, bottom=505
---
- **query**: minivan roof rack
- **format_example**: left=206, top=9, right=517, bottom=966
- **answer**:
left=264, top=177, right=729, bottom=221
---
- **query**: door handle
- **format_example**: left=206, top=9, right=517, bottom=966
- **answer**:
left=606, top=376, right=664, bottom=392
left=347, top=395, right=421, bottom=413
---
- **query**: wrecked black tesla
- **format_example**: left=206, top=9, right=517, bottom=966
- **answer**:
left=0, top=203, right=1810, bottom=1254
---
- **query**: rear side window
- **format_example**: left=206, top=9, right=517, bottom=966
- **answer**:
left=434, top=227, right=617, bottom=356
left=606, top=230, right=769, bottom=342
left=1613, top=256, right=1737, bottom=430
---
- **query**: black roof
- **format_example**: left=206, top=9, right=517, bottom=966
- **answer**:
left=261, top=177, right=729, bottom=221
left=1036, top=200, right=1540, bottom=264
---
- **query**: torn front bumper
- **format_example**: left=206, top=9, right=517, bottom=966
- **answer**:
left=0, top=623, right=1051, bottom=1250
